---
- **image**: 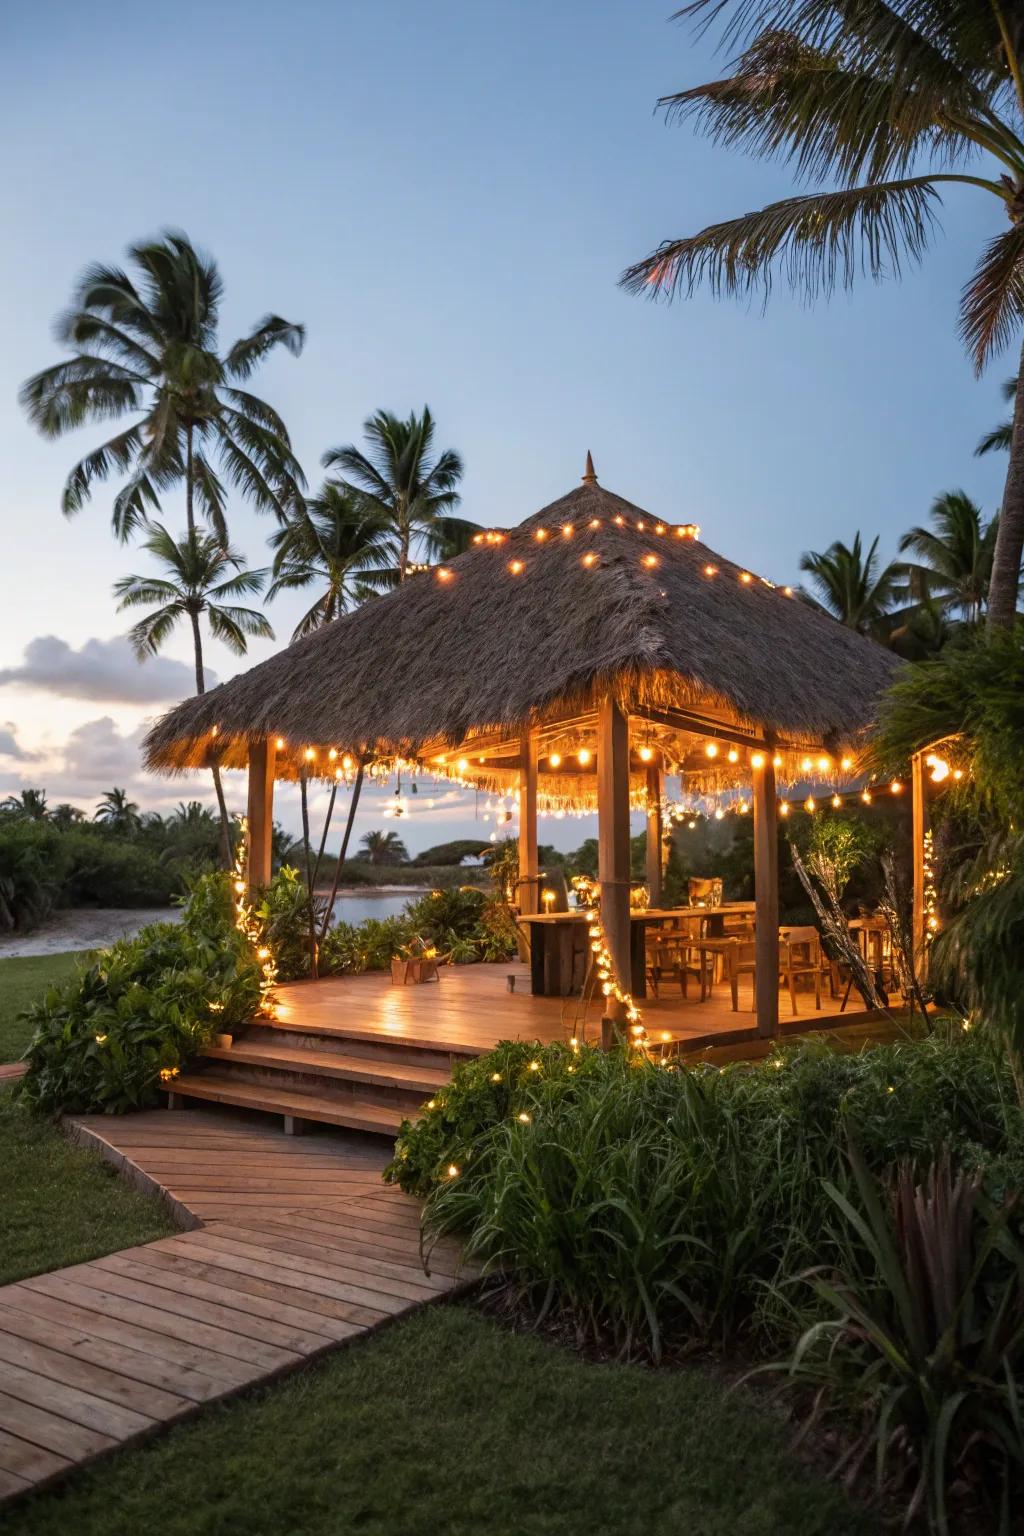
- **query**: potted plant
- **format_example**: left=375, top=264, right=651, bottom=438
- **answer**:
left=390, top=935, right=440, bottom=985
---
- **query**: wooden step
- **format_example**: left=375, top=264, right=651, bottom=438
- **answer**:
left=202, top=1040, right=450, bottom=1096
left=250, top=1012, right=481, bottom=1065
left=164, top=1074, right=406, bottom=1137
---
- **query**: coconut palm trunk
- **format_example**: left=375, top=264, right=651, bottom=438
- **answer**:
left=188, top=603, right=232, bottom=868
left=989, top=346, right=1024, bottom=631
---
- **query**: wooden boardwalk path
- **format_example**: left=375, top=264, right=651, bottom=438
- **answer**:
left=0, top=1109, right=469, bottom=1507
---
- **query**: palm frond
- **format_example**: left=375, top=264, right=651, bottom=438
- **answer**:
left=975, top=420, right=1013, bottom=455
left=660, top=30, right=979, bottom=189
left=110, top=470, right=163, bottom=542
left=621, top=175, right=944, bottom=302
left=209, top=567, right=269, bottom=600
left=224, top=316, right=305, bottom=381
left=959, top=224, right=1024, bottom=371
left=19, top=358, right=144, bottom=437
left=206, top=605, right=274, bottom=653
left=124, top=604, right=183, bottom=658
left=61, top=423, right=145, bottom=516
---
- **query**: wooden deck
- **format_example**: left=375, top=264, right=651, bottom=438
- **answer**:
left=273, top=960, right=882, bottom=1057
left=0, top=1110, right=474, bottom=1508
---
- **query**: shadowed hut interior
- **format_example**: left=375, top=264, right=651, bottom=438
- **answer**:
left=145, top=456, right=899, bottom=1041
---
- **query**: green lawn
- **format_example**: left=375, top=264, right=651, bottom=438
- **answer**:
left=0, top=951, right=90, bottom=1062
left=0, top=950, right=176, bottom=1285
left=5, top=1304, right=867, bottom=1536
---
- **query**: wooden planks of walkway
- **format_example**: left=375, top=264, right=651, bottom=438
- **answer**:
left=0, top=1109, right=471, bottom=1507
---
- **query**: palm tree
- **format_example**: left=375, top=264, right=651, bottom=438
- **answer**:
left=20, top=231, right=305, bottom=545
left=976, top=376, right=1017, bottom=457
left=897, top=491, right=998, bottom=622
left=323, top=408, right=474, bottom=582
left=0, top=789, right=49, bottom=821
left=93, top=787, right=142, bottom=834
left=267, top=486, right=394, bottom=638
left=799, top=533, right=901, bottom=634
left=115, top=524, right=273, bottom=865
left=621, top=5, right=1024, bottom=630
left=359, top=829, right=409, bottom=866
left=50, top=803, right=86, bottom=828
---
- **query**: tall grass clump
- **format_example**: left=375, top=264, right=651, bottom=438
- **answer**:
left=388, top=1026, right=1023, bottom=1359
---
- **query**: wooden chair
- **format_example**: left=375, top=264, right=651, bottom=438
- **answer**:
left=779, top=926, right=822, bottom=1015
left=645, top=923, right=703, bottom=998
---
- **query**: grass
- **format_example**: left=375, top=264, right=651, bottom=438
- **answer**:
left=5, top=1304, right=868, bottom=1536
left=0, top=951, right=91, bottom=1062
left=0, top=950, right=176, bottom=1284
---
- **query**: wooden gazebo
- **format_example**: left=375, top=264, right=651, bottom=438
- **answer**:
left=145, top=457, right=899, bottom=1042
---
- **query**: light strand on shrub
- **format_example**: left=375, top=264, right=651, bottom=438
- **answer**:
left=233, top=816, right=278, bottom=1012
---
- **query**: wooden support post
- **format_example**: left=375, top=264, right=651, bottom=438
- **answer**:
left=753, top=755, right=779, bottom=1039
left=598, top=695, right=631, bottom=1049
left=518, top=726, right=539, bottom=916
left=246, top=738, right=276, bottom=892
left=911, top=750, right=928, bottom=978
left=517, top=727, right=539, bottom=961
left=645, top=764, right=663, bottom=908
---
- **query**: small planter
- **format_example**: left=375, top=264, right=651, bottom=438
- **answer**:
left=390, top=956, right=440, bottom=985
left=214, top=1033, right=234, bottom=1050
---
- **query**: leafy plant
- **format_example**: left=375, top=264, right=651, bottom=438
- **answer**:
left=775, top=1150, right=1024, bottom=1533
left=251, top=865, right=328, bottom=981
left=17, top=873, right=261, bottom=1114
left=388, top=1026, right=1024, bottom=1360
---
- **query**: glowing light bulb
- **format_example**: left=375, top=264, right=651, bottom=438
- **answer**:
left=890, top=779, right=903, bottom=794
left=926, top=754, right=950, bottom=783
left=548, top=751, right=562, bottom=768
left=751, top=752, right=765, bottom=769
left=517, top=1112, right=531, bottom=1124
left=642, top=554, right=658, bottom=568
left=832, top=794, right=842, bottom=808
left=801, top=757, right=812, bottom=773
left=740, top=571, right=753, bottom=584
left=704, top=564, right=717, bottom=576
left=841, top=756, right=853, bottom=771
left=582, top=552, right=598, bottom=567
left=342, top=754, right=353, bottom=770
left=804, top=795, right=816, bottom=813
left=705, top=743, right=718, bottom=759
left=562, top=523, right=574, bottom=537
left=727, top=748, right=738, bottom=764
left=773, top=755, right=783, bottom=769
left=509, top=559, right=524, bottom=575
left=436, top=566, right=452, bottom=582
left=457, top=757, right=469, bottom=772
left=783, top=586, right=793, bottom=596
left=328, top=748, right=338, bottom=761
left=535, top=528, right=548, bottom=541
left=639, top=745, right=653, bottom=762
left=714, top=808, right=725, bottom=821
left=275, top=737, right=285, bottom=750
left=780, top=802, right=790, bottom=817
left=447, top=1164, right=460, bottom=1178
left=304, top=747, right=315, bottom=761
left=577, top=748, right=591, bottom=766
left=862, top=789, right=872, bottom=804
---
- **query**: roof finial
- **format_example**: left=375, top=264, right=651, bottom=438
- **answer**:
left=582, top=451, right=598, bottom=486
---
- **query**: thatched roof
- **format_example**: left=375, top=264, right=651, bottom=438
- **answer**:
left=144, top=468, right=898, bottom=778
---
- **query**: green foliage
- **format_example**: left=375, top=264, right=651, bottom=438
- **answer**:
left=777, top=1150, right=1024, bottom=1533
left=252, top=865, right=322, bottom=981
left=0, top=806, right=229, bottom=931
left=316, top=886, right=518, bottom=975
left=17, top=873, right=261, bottom=1114
left=411, top=839, right=491, bottom=867
left=388, top=1026, right=1023, bottom=1361
left=875, top=629, right=1024, bottom=1049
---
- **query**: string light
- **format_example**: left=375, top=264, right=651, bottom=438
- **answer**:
left=740, top=571, right=753, bottom=584
left=832, top=793, right=842, bottom=808
left=535, top=528, right=548, bottom=542
left=642, top=554, right=658, bottom=568
left=727, top=748, right=738, bottom=763
left=304, top=747, right=315, bottom=761
left=780, top=801, right=790, bottom=817
left=275, top=737, right=285, bottom=750
left=704, top=564, right=717, bottom=576
left=509, top=559, right=524, bottom=575
left=639, top=744, right=654, bottom=762
left=890, top=779, right=903, bottom=794
left=562, top=523, right=574, bottom=537
left=751, top=752, right=765, bottom=769
left=583, top=906, right=643, bottom=1041
left=549, top=751, right=562, bottom=768
left=577, top=747, right=592, bottom=766
left=804, top=795, right=816, bottom=813
left=923, top=828, right=940, bottom=938
left=926, top=753, right=950, bottom=783
left=582, top=552, right=598, bottom=567
left=705, top=743, right=718, bottom=759
left=436, top=567, right=452, bottom=582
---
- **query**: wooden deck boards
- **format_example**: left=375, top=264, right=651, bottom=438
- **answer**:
left=0, top=1109, right=474, bottom=1509
left=272, top=960, right=880, bottom=1056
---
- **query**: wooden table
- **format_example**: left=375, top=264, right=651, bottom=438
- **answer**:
left=518, top=905, right=756, bottom=998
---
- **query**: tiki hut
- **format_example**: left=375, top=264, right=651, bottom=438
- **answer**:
left=145, top=457, right=899, bottom=1038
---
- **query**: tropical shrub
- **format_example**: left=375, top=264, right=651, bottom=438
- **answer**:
left=251, top=865, right=328, bottom=982
left=388, top=1026, right=1024, bottom=1357
left=17, top=873, right=261, bottom=1114
left=776, top=1150, right=1024, bottom=1534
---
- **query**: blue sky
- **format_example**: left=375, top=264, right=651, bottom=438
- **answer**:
left=0, top=0, right=1011, bottom=852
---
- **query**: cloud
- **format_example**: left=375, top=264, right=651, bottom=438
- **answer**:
left=0, top=635, right=216, bottom=705
left=60, top=716, right=148, bottom=784
left=0, top=722, right=39, bottom=762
